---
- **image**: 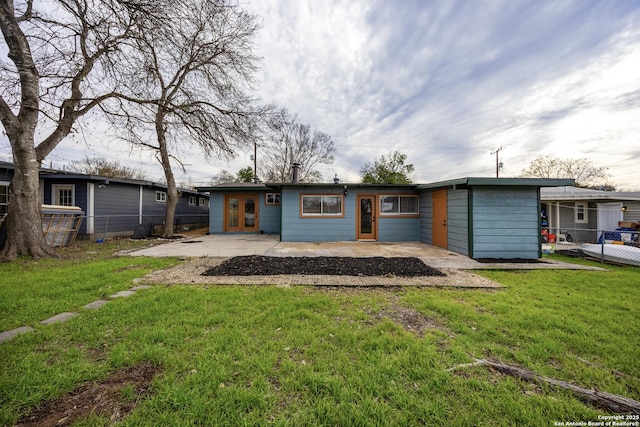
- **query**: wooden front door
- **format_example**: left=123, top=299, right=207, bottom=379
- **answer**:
left=357, top=195, right=377, bottom=240
left=225, top=195, right=259, bottom=232
left=432, top=189, right=448, bottom=248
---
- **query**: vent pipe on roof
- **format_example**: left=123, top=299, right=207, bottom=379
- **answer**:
left=292, top=162, right=300, bottom=183
left=333, top=174, right=340, bottom=184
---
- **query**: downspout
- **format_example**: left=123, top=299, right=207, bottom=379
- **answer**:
left=537, top=187, right=542, bottom=258
left=139, top=185, right=143, bottom=224
left=279, top=188, right=283, bottom=241
left=467, top=188, right=474, bottom=258
left=87, top=183, right=95, bottom=235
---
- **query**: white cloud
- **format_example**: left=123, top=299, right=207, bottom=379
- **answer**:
left=2, top=0, right=639, bottom=189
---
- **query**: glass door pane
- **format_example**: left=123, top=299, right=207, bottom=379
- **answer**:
left=360, top=198, right=372, bottom=234
left=227, top=197, right=239, bottom=228
left=357, top=195, right=376, bottom=240
left=244, top=198, right=255, bottom=228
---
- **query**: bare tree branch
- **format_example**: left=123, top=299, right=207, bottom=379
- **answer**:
left=260, top=107, right=336, bottom=183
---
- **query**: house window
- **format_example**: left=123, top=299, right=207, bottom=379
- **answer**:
left=0, top=181, right=8, bottom=216
left=155, top=191, right=167, bottom=203
left=301, top=195, right=343, bottom=216
left=53, top=184, right=75, bottom=206
left=575, top=202, right=588, bottom=223
left=199, top=197, right=207, bottom=207
left=189, top=196, right=197, bottom=206
left=379, top=195, right=419, bottom=216
left=266, top=193, right=280, bottom=205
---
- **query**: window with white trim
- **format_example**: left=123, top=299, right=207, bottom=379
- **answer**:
left=575, top=202, right=588, bottom=223
left=155, top=191, right=167, bottom=203
left=266, top=193, right=280, bottom=205
left=53, top=184, right=75, bottom=206
left=199, top=197, right=207, bottom=207
left=189, top=196, right=197, bottom=206
left=379, top=195, right=419, bottom=215
left=0, top=181, right=8, bottom=216
left=301, top=195, right=343, bottom=216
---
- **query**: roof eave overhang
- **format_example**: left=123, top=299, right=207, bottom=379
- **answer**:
left=416, top=177, right=574, bottom=190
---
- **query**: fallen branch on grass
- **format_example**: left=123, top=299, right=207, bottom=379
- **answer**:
left=447, top=358, right=640, bottom=414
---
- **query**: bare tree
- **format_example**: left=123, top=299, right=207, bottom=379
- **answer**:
left=67, top=157, right=147, bottom=180
left=0, top=0, right=157, bottom=260
left=100, top=0, right=266, bottom=238
left=519, top=155, right=612, bottom=188
left=260, top=108, right=335, bottom=183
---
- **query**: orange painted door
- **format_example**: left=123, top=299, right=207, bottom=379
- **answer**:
left=432, top=189, right=448, bottom=248
left=357, top=195, right=377, bottom=240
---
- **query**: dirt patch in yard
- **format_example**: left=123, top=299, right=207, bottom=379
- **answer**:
left=16, top=361, right=159, bottom=427
left=203, top=255, right=445, bottom=277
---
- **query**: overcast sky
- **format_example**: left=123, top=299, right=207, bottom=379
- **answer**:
left=3, top=0, right=640, bottom=189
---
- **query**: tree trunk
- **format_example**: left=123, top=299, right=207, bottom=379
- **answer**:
left=162, top=175, right=179, bottom=238
left=156, top=109, right=178, bottom=238
left=0, top=144, right=57, bottom=261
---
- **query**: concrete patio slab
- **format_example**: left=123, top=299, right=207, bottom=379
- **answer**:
left=125, top=234, right=600, bottom=271
left=126, top=234, right=280, bottom=258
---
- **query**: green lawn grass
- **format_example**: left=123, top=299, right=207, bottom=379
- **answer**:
left=1, top=243, right=639, bottom=426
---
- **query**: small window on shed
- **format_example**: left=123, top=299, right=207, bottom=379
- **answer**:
left=266, top=193, right=280, bottom=205
left=155, top=191, right=167, bottom=203
left=199, top=197, right=207, bottom=207
left=189, top=196, right=197, bottom=206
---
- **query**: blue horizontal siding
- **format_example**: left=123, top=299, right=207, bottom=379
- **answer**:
left=280, top=187, right=420, bottom=242
left=472, top=187, right=540, bottom=259
left=448, top=189, right=469, bottom=256
left=258, top=198, right=281, bottom=234
left=209, top=193, right=224, bottom=233
left=208, top=192, right=280, bottom=234
left=281, top=187, right=355, bottom=241
left=419, top=190, right=433, bottom=244
left=378, top=217, right=420, bottom=241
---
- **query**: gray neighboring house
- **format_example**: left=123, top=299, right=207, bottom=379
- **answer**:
left=1, top=161, right=209, bottom=240
left=540, top=186, right=640, bottom=240
left=198, top=177, right=572, bottom=260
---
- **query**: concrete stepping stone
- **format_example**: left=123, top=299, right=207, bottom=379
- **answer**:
left=110, top=290, right=136, bottom=298
left=130, top=284, right=151, bottom=291
left=82, top=300, right=109, bottom=310
left=0, top=326, right=35, bottom=343
left=40, top=312, right=79, bottom=325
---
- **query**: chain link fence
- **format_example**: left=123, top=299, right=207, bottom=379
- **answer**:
left=84, top=213, right=209, bottom=241
left=546, top=227, right=640, bottom=266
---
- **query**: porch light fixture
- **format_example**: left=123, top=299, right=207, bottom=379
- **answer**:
left=622, top=205, right=628, bottom=212
left=343, top=185, right=348, bottom=196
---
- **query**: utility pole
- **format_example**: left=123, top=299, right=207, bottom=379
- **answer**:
left=490, top=146, right=503, bottom=178
left=252, top=142, right=258, bottom=183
